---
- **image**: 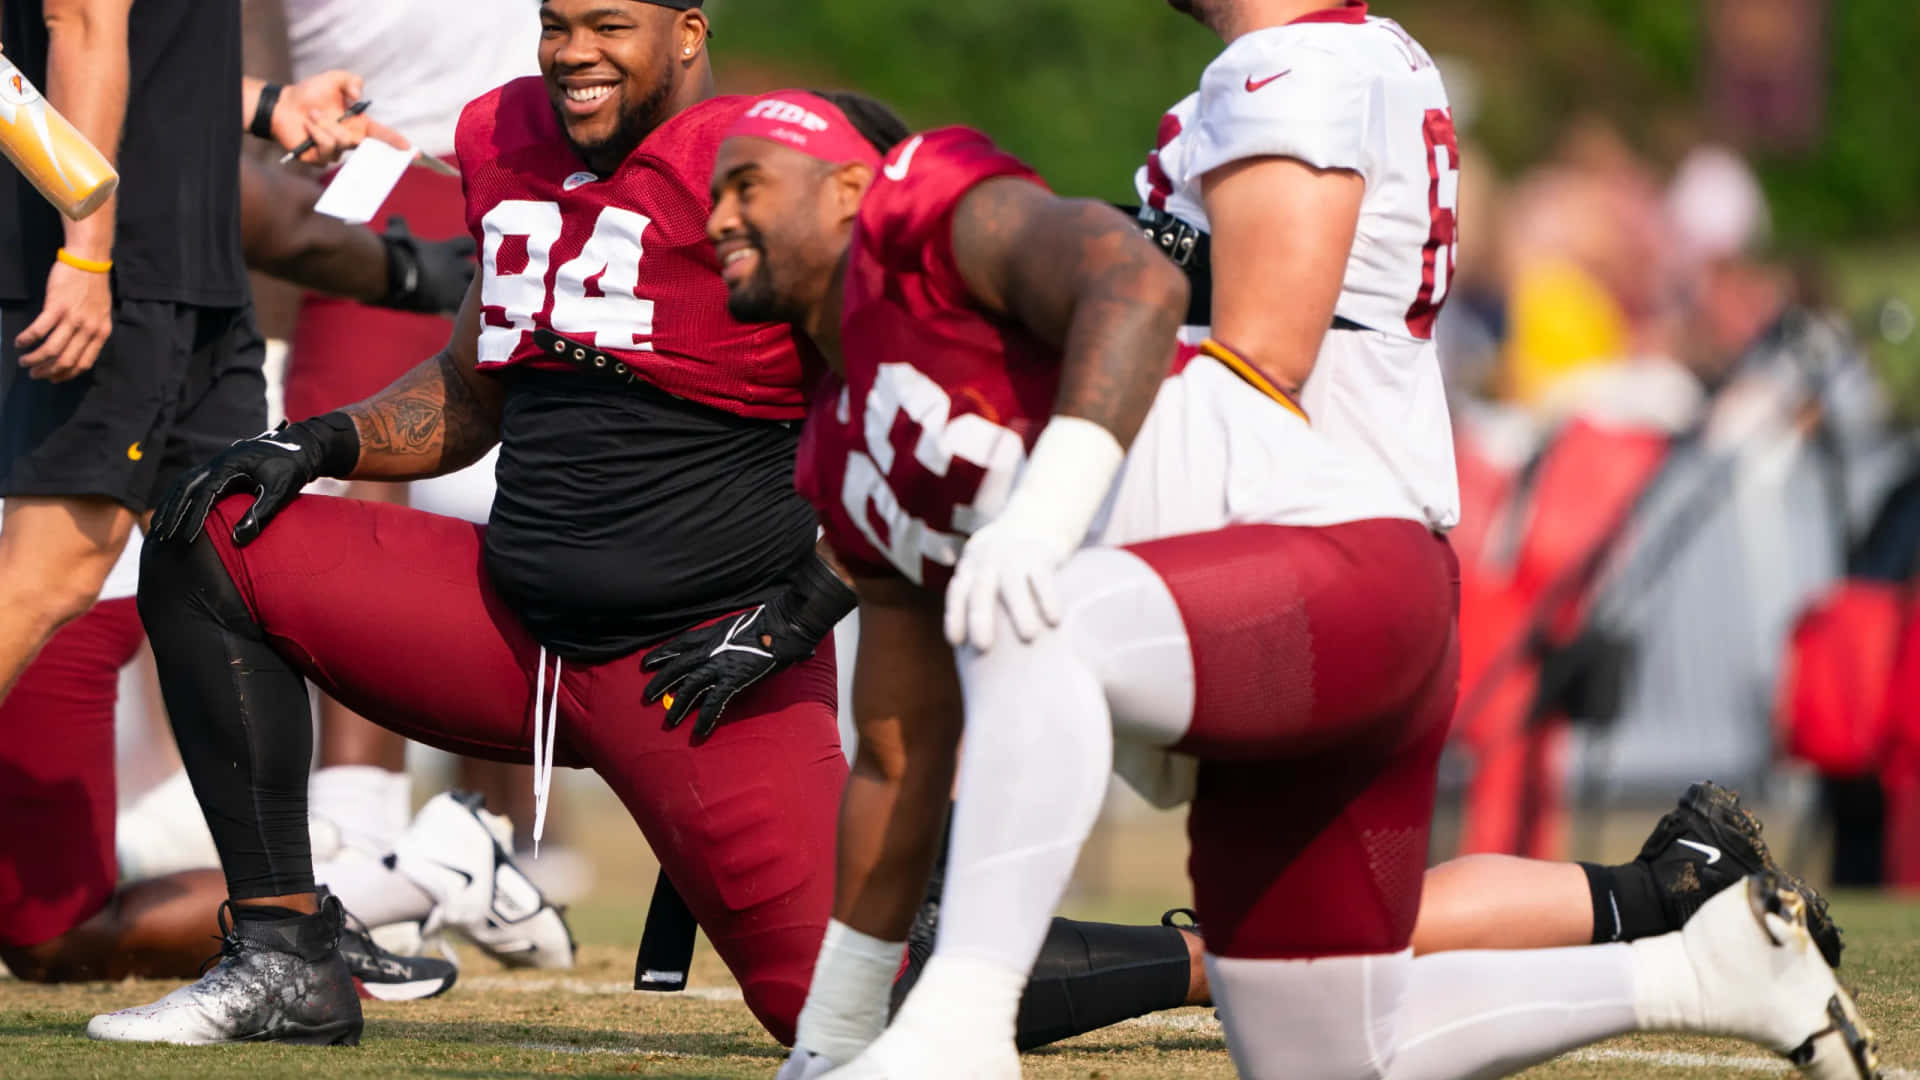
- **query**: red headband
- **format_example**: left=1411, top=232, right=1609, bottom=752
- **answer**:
left=725, top=91, right=881, bottom=169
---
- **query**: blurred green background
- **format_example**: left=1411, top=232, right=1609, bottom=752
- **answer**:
left=708, top=0, right=1918, bottom=401
left=707, top=0, right=1919, bottom=247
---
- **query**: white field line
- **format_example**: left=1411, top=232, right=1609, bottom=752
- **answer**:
left=1568, top=1047, right=1914, bottom=1079
left=474, top=985, right=1909, bottom=1078
left=459, top=975, right=744, bottom=1001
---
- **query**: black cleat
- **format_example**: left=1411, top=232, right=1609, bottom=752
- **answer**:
left=1639, top=781, right=1844, bottom=968
left=87, top=895, right=363, bottom=1045
left=334, top=899, right=457, bottom=1001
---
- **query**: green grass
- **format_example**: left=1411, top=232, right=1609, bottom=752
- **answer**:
left=4, top=888, right=1917, bottom=1079
left=5, top=789, right=1917, bottom=1078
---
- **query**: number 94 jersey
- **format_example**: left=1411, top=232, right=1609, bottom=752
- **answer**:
left=456, top=80, right=808, bottom=420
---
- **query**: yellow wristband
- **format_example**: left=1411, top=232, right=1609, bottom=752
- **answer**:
left=57, top=249, right=113, bottom=274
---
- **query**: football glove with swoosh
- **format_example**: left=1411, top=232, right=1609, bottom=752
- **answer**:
left=149, top=413, right=360, bottom=547
left=642, top=553, right=856, bottom=738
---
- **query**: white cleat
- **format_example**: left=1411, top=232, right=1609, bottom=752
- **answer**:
left=389, top=791, right=575, bottom=969
left=776, top=1047, right=840, bottom=1080
left=1651, top=871, right=1879, bottom=1079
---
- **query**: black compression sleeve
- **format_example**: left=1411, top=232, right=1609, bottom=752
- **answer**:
left=138, top=534, right=318, bottom=899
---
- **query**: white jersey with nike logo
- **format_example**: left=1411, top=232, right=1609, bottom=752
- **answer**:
left=1134, top=3, right=1462, bottom=531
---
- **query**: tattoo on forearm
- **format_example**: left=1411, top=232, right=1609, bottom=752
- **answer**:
left=345, top=351, right=499, bottom=473
left=1051, top=208, right=1185, bottom=446
left=955, top=186, right=1185, bottom=448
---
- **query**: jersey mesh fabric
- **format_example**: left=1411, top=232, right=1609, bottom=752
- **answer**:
left=795, top=128, right=1057, bottom=589
left=457, top=83, right=812, bottom=420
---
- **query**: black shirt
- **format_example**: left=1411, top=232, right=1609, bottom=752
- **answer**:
left=0, top=0, right=246, bottom=306
left=486, top=370, right=820, bottom=663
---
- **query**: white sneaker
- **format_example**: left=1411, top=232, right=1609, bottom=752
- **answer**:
left=1640, top=871, right=1878, bottom=1079
left=114, top=771, right=220, bottom=883
left=776, top=1047, right=839, bottom=1080
left=390, top=791, right=574, bottom=969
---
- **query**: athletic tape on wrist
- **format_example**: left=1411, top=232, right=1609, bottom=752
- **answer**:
left=997, top=416, right=1125, bottom=550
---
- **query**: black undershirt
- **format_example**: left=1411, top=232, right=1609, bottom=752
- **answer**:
left=485, top=369, right=818, bottom=663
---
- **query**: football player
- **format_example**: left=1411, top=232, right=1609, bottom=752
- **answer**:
left=702, top=34, right=1873, bottom=1080
left=0, top=152, right=472, bottom=995
left=89, top=0, right=1203, bottom=1050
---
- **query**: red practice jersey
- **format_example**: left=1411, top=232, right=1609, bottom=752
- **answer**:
left=457, top=80, right=810, bottom=420
left=795, top=128, right=1058, bottom=588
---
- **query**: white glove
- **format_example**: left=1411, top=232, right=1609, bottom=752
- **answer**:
left=943, top=416, right=1125, bottom=652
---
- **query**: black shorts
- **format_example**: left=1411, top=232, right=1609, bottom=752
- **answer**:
left=0, top=300, right=266, bottom=513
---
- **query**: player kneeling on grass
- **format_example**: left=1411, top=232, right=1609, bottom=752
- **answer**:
left=700, top=61, right=1878, bottom=1080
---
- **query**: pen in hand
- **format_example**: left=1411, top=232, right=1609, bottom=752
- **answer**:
left=279, top=99, right=373, bottom=165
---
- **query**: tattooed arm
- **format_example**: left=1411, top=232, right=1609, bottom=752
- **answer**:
left=950, top=179, right=1188, bottom=448
left=940, top=180, right=1188, bottom=649
left=339, top=276, right=505, bottom=480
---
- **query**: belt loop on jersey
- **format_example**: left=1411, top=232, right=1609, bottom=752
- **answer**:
left=530, top=647, right=563, bottom=856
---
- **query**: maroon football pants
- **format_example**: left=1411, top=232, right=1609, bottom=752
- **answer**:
left=201, top=493, right=844, bottom=1042
left=1136, top=520, right=1460, bottom=960
left=0, top=598, right=143, bottom=948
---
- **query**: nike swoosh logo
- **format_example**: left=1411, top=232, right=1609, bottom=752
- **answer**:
left=257, top=439, right=305, bottom=453
left=1245, top=70, right=1292, bottom=93
left=421, top=858, right=475, bottom=887
left=1676, top=839, right=1722, bottom=865
left=709, top=607, right=775, bottom=660
left=883, top=135, right=924, bottom=182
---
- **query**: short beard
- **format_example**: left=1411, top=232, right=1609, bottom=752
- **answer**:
left=557, top=68, right=674, bottom=175
left=719, top=226, right=796, bottom=324
left=726, top=269, right=798, bottom=325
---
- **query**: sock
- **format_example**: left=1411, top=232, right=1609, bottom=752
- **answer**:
left=1384, top=945, right=1641, bottom=1080
left=232, top=904, right=308, bottom=923
left=1580, top=861, right=1669, bottom=943
left=1627, top=931, right=1705, bottom=1031
left=1206, top=947, right=1640, bottom=1080
left=791, top=920, right=904, bottom=1064
left=942, top=617, right=1113, bottom=986
left=315, top=854, right=435, bottom=928
left=884, top=954, right=1028, bottom=1062
left=310, top=765, right=413, bottom=858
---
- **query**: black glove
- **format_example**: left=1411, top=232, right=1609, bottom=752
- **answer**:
left=642, top=553, right=857, bottom=738
left=149, top=413, right=360, bottom=547
left=380, top=215, right=477, bottom=316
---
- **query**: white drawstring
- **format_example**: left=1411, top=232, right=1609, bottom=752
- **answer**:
left=530, top=646, right=562, bottom=856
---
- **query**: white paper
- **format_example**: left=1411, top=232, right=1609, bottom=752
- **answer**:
left=313, top=139, right=417, bottom=224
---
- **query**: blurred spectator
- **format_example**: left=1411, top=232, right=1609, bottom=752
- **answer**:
left=1550, top=148, right=1903, bottom=803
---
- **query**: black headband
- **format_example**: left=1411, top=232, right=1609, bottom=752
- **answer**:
left=640, top=0, right=703, bottom=7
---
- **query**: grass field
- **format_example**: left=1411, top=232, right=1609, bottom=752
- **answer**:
left=4, top=789, right=1918, bottom=1079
